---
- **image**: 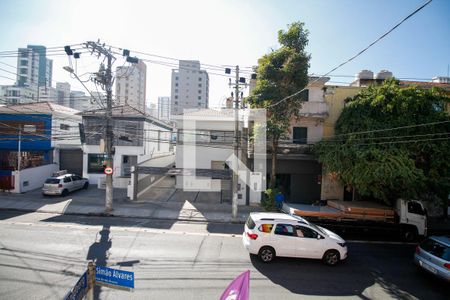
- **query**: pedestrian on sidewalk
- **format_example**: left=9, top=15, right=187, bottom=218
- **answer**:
left=275, top=190, right=285, bottom=212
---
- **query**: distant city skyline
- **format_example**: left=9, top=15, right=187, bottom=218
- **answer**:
left=0, top=0, right=449, bottom=109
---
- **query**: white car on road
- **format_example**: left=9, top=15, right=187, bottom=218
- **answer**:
left=243, top=212, right=348, bottom=265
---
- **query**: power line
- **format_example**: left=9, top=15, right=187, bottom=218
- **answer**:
left=268, top=0, right=433, bottom=108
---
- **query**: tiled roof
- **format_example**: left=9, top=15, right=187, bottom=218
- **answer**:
left=82, top=104, right=147, bottom=117
left=0, top=101, right=80, bottom=115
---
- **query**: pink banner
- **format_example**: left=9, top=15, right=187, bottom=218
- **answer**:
left=220, top=270, right=250, bottom=300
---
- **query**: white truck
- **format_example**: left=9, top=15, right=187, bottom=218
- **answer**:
left=285, top=199, right=427, bottom=241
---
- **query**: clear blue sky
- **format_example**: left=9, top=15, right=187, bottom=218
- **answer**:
left=0, top=0, right=449, bottom=108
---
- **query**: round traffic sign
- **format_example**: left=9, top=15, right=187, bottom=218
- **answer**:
left=104, top=167, right=113, bottom=175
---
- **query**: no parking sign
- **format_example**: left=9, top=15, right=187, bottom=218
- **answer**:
left=104, top=167, right=113, bottom=175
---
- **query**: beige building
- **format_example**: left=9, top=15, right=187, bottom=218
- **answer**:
left=115, top=60, right=147, bottom=112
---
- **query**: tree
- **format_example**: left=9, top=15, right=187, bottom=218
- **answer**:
left=247, top=22, right=311, bottom=189
left=315, top=79, right=450, bottom=215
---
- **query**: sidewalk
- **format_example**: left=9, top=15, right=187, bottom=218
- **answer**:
left=0, top=187, right=263, bottom=223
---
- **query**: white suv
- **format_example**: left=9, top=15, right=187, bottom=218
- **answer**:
left=243, top=212, right=348, bottom=265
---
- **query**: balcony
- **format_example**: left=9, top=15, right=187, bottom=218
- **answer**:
left=247, top=140, right=314, bottom=159
left=299, top=101, right=328, bottom=118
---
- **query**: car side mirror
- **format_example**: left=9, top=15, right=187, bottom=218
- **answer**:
left=317, top=235, right=322, bottom=240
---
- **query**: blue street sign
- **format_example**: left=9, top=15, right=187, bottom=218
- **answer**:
left=95, top=266, right=134, bottom=289
left=64, top=271, right=87, bottom=300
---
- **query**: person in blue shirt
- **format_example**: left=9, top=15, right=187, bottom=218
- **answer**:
left=275, top=191, right=285, bottom=211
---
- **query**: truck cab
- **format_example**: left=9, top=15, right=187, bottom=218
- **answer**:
left=396, top=199, right=427, bottom=240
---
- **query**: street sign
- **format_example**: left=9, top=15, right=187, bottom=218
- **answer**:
left=104, top=167, right=113, bottom=175
left=64, top=271, right=87, bottom=300
left=95, top=266, right=134, bottom=290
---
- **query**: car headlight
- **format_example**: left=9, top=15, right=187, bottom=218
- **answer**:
left=337, top=242, right=346, bottom=248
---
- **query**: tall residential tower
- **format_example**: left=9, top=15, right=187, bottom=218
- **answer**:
left=171, top=60, right=209, bottom=115
left=115, top=60, right=147, bottom=112
left=16, top=45, right=52, bottom=88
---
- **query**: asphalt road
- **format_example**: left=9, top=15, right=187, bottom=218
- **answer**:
left=0, top=211, right=448, bottom=300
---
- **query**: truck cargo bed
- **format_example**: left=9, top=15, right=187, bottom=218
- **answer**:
left=288, top=201, right=396, bottom=223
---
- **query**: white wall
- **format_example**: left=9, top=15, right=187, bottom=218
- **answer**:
left=12, top=163, right=59, bottom=193
left=51, top=112, right=82, bottom=148
left=308, top=86, right=324, bottom=102
left=144, top=121, right=171, bottom=155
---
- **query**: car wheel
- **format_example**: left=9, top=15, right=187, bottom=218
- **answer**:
left=83, top=182, right=89, bottom=190
left=258, top=246, right=276, bottom=263
left=61, top=189, right=69, bottom=197
left=323, top=250, right=340, bottom=266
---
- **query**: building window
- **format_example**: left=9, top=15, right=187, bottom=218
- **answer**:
left=175, top=95, right=178, bottom=99
left=293, top=127, right=307, bottom=144
left=174, top=101, right=178, bottom=105
left=198, top=90, right=201, bottom=94
left=198, top=96, right=201, bottom=100
left=175, top=89, right=178, bottom=93
left=125, top=124, right=137, bottom=135
left=175, top=83, right=178, bottom=87
left=299, top=89, right=309, bottom=102
left=175, top=76, right=178, bottom=80
left=199, top=77, right=202, bottom=81
left=23, top=125, right=36, bottom=133
left=198, top=83, right=202, bottom=87
left=60, top=124, right=70, bottom=130
left=87, top=154, right=108, bottom=173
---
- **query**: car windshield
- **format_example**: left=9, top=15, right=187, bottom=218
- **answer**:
left=246, top=216, right=256, bottom=230
left=45, top=178, right=60, bottom=184
left=308, top=222, right=325, bottom=235
left=421, top=238, right=450, bottom=261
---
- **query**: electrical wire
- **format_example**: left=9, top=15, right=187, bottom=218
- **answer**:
left=267, top=0, right=433, bottom=108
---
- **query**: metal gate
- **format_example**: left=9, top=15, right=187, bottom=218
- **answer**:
left=60, top=149, right=83, bottom=176
left=0, top=174, right=14, bottom=191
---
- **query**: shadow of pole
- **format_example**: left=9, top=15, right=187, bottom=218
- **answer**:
left=86, top=225, right=111, bottom=300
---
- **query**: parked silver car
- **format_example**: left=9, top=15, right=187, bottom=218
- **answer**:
left=414, top=236, right=450, bottom=282
left=42, top=172, right=89, bottom=196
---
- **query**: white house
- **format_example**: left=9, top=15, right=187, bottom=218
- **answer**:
left=81, top=105, right=173, bottom=188
left=172, top=108, right=255, bottom=205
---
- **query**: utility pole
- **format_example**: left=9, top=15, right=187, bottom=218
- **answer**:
left=84, top=41, right=115, bottom=214
left=232, top=65, right=240, bottom=221
left=17, top=128, right=21, bottom=193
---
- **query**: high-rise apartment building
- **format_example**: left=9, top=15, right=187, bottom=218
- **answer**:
left=171, top=60, right=209, bottom=115
left=16, top=45, right=52, bottom=88
left=158, top=96, right=170, bottom=120
left=56, top=82, right=71, bottom=107
left=115, top=60, right=147, bottom=112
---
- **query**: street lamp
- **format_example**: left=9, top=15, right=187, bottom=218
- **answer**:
left=62, top=66, right=103, bottom=106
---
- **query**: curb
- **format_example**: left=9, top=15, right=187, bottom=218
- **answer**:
left=0, top=207, right=247, bottom=224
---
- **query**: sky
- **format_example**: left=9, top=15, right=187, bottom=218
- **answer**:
left=0, top=0, right=449, bottom=109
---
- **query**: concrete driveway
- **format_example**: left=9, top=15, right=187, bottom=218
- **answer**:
left=138, top=176, right=223, bottom=205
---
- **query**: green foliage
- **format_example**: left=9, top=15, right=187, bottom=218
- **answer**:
left=315, top=79, right=450, bottom=208
left=262, top=188, right=278, bottom=211
left=247, top=21, right=311, bottom=188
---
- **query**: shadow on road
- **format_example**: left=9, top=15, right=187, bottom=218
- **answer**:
left=86, top=225, right=111, bottom=300
left=250, top=243, right=449, bottom=299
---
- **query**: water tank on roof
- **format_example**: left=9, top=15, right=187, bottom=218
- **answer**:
left=375, top=70, right=393, bottom=80
left=432, top=76, right=450, bottom=84
left=356, top=70, right=373, bottom=80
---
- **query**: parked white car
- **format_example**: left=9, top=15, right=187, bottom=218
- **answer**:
left=243, top=212, right=348, bottom=265
left=42, top=171, right=89, bottom=196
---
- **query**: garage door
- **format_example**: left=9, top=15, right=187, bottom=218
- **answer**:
left=60, top=149, right=83, bottom=176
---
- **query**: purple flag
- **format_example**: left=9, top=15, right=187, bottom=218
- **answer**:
left=220, top=270, right=250, bottom=300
